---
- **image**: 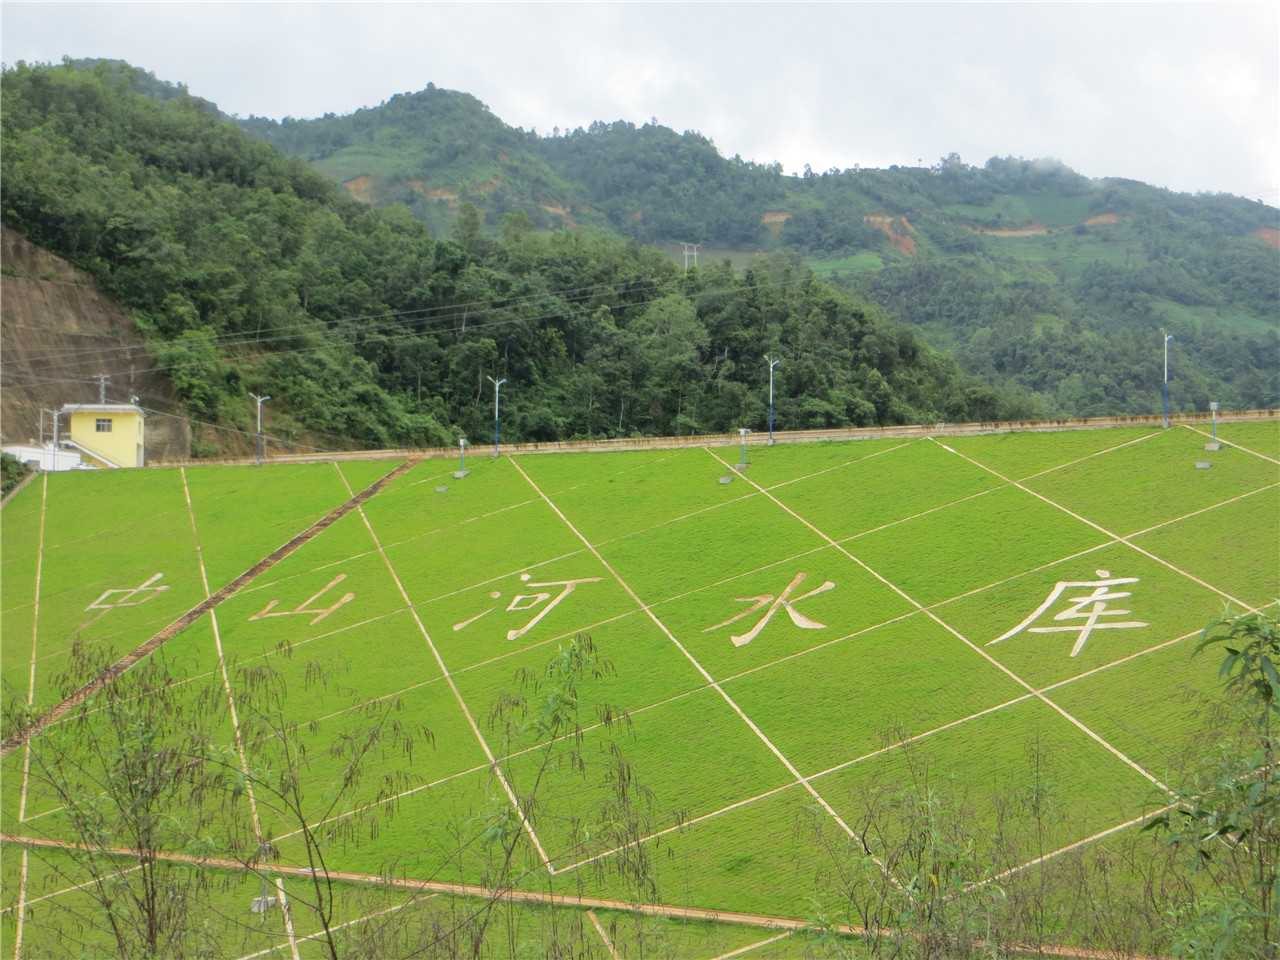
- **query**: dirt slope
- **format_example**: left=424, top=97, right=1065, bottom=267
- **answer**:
left=0, top=225, right=189, bottom=461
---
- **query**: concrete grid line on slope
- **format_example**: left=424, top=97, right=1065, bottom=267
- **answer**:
left=23, top=426, right=1261, bottom=892
left=1014, top=430, right=1161, bottom=482
left=755, top=438, right=915, bottom=491
left=10, top=422, right=1269, bottom=947
left=12, top=607, right=407, bottom=771
left=506, top=456, right=873, bottom=860
left=529, top=429, right=1147, bottom=618
left=230, top=899, right=425, bottom=960
left=0, top=833, right=1166, bottom=960
left=552, top=621, right=1233, bottom=878
left=249, top=431, right=1274, bottom=873
left=706, top=445, right=1170, bottom=788
left=0, top=863, right=143, bottom=917
left=17, top=427, right=1259, bottom=839
left=587, top=909, right=623, bottom=960
left=216, top=422, right=1178, bottom=622
left=582, top=425, right=1210, bottom=600
left=0, top=459, right=418, bottom=760
left=930, top=439, right=1254, bottom=622
left=333, top=464, right=559, bottom=876
left=1180, top=422, right=1280, bottom=465
left=180, top=465, right=302, bottom=960
left=224, top=492, right=551, bottom=602
left=11, top=473, right=49, bottom=958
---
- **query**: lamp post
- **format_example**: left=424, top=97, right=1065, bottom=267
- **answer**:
left=1161, top=329, right=1175, bottom=428
left=767, top=356, right=780, bottom=445
left=486, top=376, right=507, bottom=457
left=250, top=841, right=277, bottom=919
left=251, top=393, right=270, bottom=466
left=455, top=437, right=469, bottom=478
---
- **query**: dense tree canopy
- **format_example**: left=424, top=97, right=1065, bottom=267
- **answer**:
left=2, top=60, right=1019, bottom=455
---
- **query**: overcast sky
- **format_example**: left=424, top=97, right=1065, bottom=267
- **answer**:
left=3, top=2, right=1277, bottom=202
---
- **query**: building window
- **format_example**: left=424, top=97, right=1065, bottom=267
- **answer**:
left=95, top=418, right=113, bottom=433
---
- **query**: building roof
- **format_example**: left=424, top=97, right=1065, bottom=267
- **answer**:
left=58, top=403, right=145, bottom=416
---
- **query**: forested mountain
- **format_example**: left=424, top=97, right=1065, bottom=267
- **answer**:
left=239, top=82, right=1279, bottom=417
left=1, top=60, right=1016, bottom=455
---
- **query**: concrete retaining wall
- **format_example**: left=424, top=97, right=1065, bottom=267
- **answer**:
left=149, top=409, right=1280, bottom=469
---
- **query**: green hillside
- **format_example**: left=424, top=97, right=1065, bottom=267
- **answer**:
left=240, top=87, right=1280, bottom=419
left=3, top=421, right=1277, bottom=956
left=3, top=58, right=1276, bottom=459
left=1, top=60, right=1024, bottom=459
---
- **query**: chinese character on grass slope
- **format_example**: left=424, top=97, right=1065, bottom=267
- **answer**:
left=85, top=573, right=169, bottom=611
left=453, top=573, right=602, bottom=641
left=702, top=572, right=836, bottom=647
left=987, top=569, right=1148, bottom=658
left=249, top=574, right=355, bottom=626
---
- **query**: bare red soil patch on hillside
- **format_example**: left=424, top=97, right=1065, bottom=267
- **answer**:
left=864, top=214, right=917, bottom=255
left=343, top=175, right=376, bottom=203
left=1253, top=227, right=1279, bottom=249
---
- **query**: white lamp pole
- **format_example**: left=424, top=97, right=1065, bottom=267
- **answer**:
left=487, top=376, right=507, bottom=457
left=1161, top=329, right=1174, bottom=428
left=767, top=357, right=780, bottom=445
left=251, top=393, right=271, bottom=466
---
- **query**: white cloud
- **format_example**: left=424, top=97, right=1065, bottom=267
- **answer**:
left=2, top=1, right=1275, bottom=200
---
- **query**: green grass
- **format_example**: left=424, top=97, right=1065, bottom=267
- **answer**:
left=183, top=460, right=360, bottom=588
left=940, top=195, right=1035, bottom=226
left=934, top=541, right=1234, bottom=689
left=944, top=427, right=1157, bottom=482
left=1129, top=486, right=1279, bottom=610
left=515, top=446, right=753, bottom=544
left=847, top=484, right=1109, bottom=606
left=1210, top=419, right=1280, bottom=458
left=1045, top=637, right=1234, bottom=787
left=595, top=492, right=827, bottom=602
left=1023, top=194, right=1093, bottom=227
left=1151, top=298, right=1277, bottom=338
left=766, top=438, right=1006, bottom=540
left=815, top=697, right=1157, bottom=863
left=556, top=785, right=836, bottom=920
left=721, top=611, right=1028, bottom=777
left=1023, top=427, right=1278, bottom=536
left=650, top=544, right=916, bottom=680
left=2, top=421, right=1278, bottom=947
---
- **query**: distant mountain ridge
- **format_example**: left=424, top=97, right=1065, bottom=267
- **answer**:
left=233, top=76, right=1278, bottom=415
left=3, top=58, right=1276, bottom=457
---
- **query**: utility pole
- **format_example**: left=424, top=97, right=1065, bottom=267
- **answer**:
left=1161, top=329, right=1175, bottom=428
left=486, top=376, right=507, bottom=457
left=251, top=393, right=270, bottom=466
left=767, top=356, right=780, bottom=445
left=96, top=374, right=108, bottom=404
left=681, top=243, right=700, bottom=274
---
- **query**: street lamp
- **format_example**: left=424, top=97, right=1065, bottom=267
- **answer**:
left=455, top=437, right=469, bottom=478
left=486, top=376, right=507, bottom=457
left=251, top=393, right=270, bottom=466
left=250, top=841, right=277, bottom=919
left=767, top=356, right=780, bottom=445
left=1161, top=329, right=1175, bottom=428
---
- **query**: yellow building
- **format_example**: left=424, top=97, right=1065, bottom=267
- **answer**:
left=59, top=403, right=146, bottom=468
